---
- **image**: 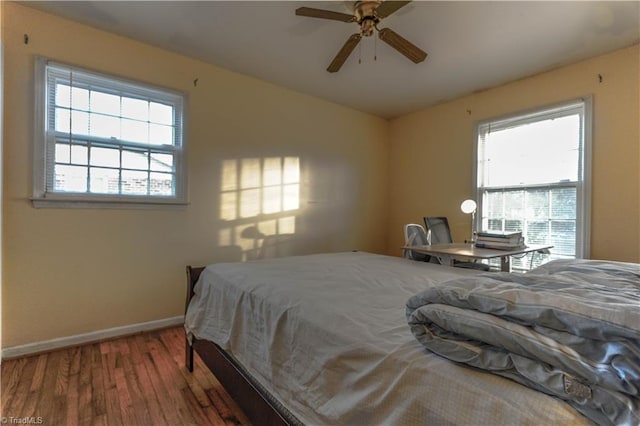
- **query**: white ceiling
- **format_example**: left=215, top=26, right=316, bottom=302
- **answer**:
left=24, top=1, right=640, bottom=118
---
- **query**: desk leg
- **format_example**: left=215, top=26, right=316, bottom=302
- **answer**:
left=440, top=255, right=454, bottom=267
left=500, top=256, right=512, bottom=272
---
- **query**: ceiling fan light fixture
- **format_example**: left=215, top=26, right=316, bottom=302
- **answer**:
left=360, top=18, right=377, bottom=37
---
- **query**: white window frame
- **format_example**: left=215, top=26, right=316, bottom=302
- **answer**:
left=473, top=97, right=592, bottom=259
left=32, top=57, right=188, bottom=209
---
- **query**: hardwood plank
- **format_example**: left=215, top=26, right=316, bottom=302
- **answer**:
left=65, top=362, right=80, bottom=426
left=147, top=335, right=199, bottom=425
left=36, top=349, right=64, bottom=425
left=130, top=333, right=168, bottom=425
left=77, top=345, right=95, bottom=424
left=54, top=348, right=70, bottom=396
left=90, top=344, right=107, bottom=419
left=1, top=358, right=27, bottom=408
left=1, top=327, right=251, bottom=426
left=29, top=354, right=48, bottom=393
left=2, top=357, right=35, bottom=419
left=138, top=335, right=183, bottom=425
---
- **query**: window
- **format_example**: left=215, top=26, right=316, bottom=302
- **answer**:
left=33, top=57, right=186, bottom=207
left=474, top=98, right=591, bottom=267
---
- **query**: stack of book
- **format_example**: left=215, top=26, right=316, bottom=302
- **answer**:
left=475, top=231, right=525, bottom=250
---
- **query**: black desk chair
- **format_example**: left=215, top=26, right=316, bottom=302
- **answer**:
left=423, top=216, right=490, bottom=271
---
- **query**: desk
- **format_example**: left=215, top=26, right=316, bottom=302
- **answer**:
left=402, top=243, right=553, bottom=272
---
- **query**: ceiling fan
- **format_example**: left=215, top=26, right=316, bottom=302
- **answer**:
left=295, top=1, right=427, bottom=73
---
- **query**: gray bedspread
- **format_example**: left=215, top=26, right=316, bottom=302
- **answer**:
left=406, top=259, right=640, bottom=426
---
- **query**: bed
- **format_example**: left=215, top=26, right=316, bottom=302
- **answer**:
left=184, top=251, right=638, bottom=425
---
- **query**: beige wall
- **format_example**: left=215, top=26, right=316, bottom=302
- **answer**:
left=3, top=3, right=639, bottom=349
left=2, top=4, right=389, bottom=347
left=387, top=44, right=640, bottom=263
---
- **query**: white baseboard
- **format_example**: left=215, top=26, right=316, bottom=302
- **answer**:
left=1, top=316, right=184, bottom=360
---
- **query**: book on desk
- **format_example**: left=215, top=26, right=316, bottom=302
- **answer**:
left=475, top=231, right=525, bottom=250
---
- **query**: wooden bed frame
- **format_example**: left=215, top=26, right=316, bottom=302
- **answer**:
left=185, top=266, right=293, bottom=426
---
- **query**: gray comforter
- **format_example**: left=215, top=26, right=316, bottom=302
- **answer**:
left=406, top=259, right=640, bottom=426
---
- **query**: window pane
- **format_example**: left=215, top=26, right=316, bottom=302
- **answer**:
left=551, top=187, right=576, bottom=219
left=71, top=110, right=89, bottom=135
left=55, top=165, right=87, bottom=192
left=55, top=108, right=71, bottom=133
left=482, top=115, right=580, bottom=186
left=90, top=113, right=120, bottom=139
left=482, top=187, right=576, bottom=252
left=504, top=191, right=524, bottom=219
left=91, top=147, right=120, bottom=168
left=149, top=123, right=173, bottom=145
left=121, top=170, right=148, bottom=195
left=551, top=221, right=576, bottom=255
left=55, top=143, right=70, bottom=164
left=504, top=219, right=523, bottom=233
left=487, top=218, right=503, bottom=232
left=122, top=97, right=148, bottom=121
left=150, top=172, right=173, bottom=195
left=122, top=119, right=148, bottom=143
left=71, top=145, right=88, bottom=165
left=90, top=167, right=120, bottom=194
left=149, top=102, right=173, bottom=125
left=57, top=85, right=91, bottom=111
left=526, top=190, right=549, bottom=219
left=527, top=221, right=549, bottom=244
left=150, top=153, right=173, bottom=172
left=482, top=190, right=502, bottom=231
left=55, top=84, right=71, bottom=108
left=122, top=150, right=148, bottom=170
left=71, top=87, right=90, bottom=110
left=90, top=91, right=120, bottom=115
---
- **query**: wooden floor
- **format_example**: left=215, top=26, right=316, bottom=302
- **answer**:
left=1, top=326, right=251, bottom=425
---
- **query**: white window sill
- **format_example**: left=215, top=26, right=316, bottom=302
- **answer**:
left=31, top=197, right=189, bottom=210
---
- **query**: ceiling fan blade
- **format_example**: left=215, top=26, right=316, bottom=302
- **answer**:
left=375, top=1, right=412, bottom=19
left=327, top=33, right=362, bottom=73
left=378, top=27, right=427, bottom=63
left=295, top=7, right=355, bottom=23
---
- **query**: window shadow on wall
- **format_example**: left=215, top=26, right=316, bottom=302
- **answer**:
left=217, top=156, right=301, bottom=261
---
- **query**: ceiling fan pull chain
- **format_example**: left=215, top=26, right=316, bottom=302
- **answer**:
left=374, top=34, right=378, bottom=61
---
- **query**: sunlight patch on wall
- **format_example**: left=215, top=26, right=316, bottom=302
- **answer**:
left=219, top=156, right=300, bottom=260
left=221, top=156, right=299, bottom=221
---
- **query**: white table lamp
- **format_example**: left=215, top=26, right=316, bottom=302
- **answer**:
left=460, top=199, right=477, bottom=243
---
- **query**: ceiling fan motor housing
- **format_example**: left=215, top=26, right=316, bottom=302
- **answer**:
left=355, top=1, right=382, bottom=36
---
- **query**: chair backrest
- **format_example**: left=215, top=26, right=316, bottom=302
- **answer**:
left=424, top=217, right=453, bottom=244
left=403, top=223, right=431, bottom=261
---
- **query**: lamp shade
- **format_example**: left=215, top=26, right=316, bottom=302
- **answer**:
left=460, top=199, right=477, bottom=214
